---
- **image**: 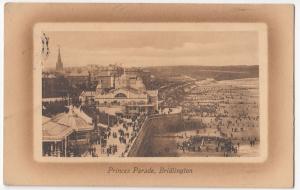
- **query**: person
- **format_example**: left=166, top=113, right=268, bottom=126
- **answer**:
left=106, top=147, right=110, bottom=156
left=198, top=146, right=201, bottom=152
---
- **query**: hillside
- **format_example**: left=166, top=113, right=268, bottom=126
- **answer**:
left=145, top=65, right=259, bottom=81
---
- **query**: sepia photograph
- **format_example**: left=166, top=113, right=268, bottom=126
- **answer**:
left=4, top=3, right=294, bottom=187
left=33, top=23, right=268, bottom=161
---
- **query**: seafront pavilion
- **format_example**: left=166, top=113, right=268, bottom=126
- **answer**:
left=42, top=106, right=94, bottom=156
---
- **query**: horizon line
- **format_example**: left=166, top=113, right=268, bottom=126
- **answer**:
left=43, top=64, right=259, bottom=69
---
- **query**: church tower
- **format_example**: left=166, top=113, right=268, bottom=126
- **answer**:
left=56, top=47, right=63, bottom=72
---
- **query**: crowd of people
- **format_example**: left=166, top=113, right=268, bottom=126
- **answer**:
left=84, top=112, right=147, bottom=157
left=176, top=136, right=239, bottom=156
left=154, top=79, right=260, bottom=157
left=189, top=84, right=257, bottom=155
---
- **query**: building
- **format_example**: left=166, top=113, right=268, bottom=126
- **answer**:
left=42, top=106, right=94, bottom=157
left=42, top=47, right=70, bottom=98
left=65, top=71, right=90, bottom=86
left=80, top=67, right=159, bottom=115
left=42, top=73, right=56, bottom=98
left=42, top=72, right=69, bottom=98
left=94, top=71, right=114, bottom=89
left=89, top=64, right=124, bottom=89
left=56, top=47, right=64, bottom=72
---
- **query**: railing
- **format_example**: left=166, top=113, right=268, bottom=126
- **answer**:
left=124, top=115, right=148, bottom=157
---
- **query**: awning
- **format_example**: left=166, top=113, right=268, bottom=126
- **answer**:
left=42, top=121, right=73, bottom=142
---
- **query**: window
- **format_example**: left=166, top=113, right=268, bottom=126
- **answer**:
left=115, top=93, right=127, bottom=98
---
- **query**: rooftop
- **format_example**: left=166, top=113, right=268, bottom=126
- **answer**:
left=42, top=107, right=94, bottom=142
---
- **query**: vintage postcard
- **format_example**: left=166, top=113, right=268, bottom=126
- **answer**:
left=33, top=23, right=268, bottom=163
left=5, top=4, right=293, bottom=187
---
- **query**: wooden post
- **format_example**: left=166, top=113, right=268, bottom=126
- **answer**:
left=50, top=143, right=54, bottom=156
left=64, top=136, right=67, bottom=157
left=54, top=141, right=57, bottom=156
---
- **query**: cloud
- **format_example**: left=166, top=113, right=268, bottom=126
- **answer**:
left=43, top=31, right=258, bottom=68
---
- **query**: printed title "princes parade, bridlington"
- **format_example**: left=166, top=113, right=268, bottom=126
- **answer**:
left=107, top=167, right=193, bottom=174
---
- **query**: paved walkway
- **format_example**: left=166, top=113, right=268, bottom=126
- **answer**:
left=84, top=118, right=144, bottom=157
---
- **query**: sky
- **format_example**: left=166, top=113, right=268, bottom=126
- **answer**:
left=42, top=31, right=259, bottom=68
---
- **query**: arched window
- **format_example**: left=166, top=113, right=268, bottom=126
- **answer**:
left=115, top=93, right=127, bottom=98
